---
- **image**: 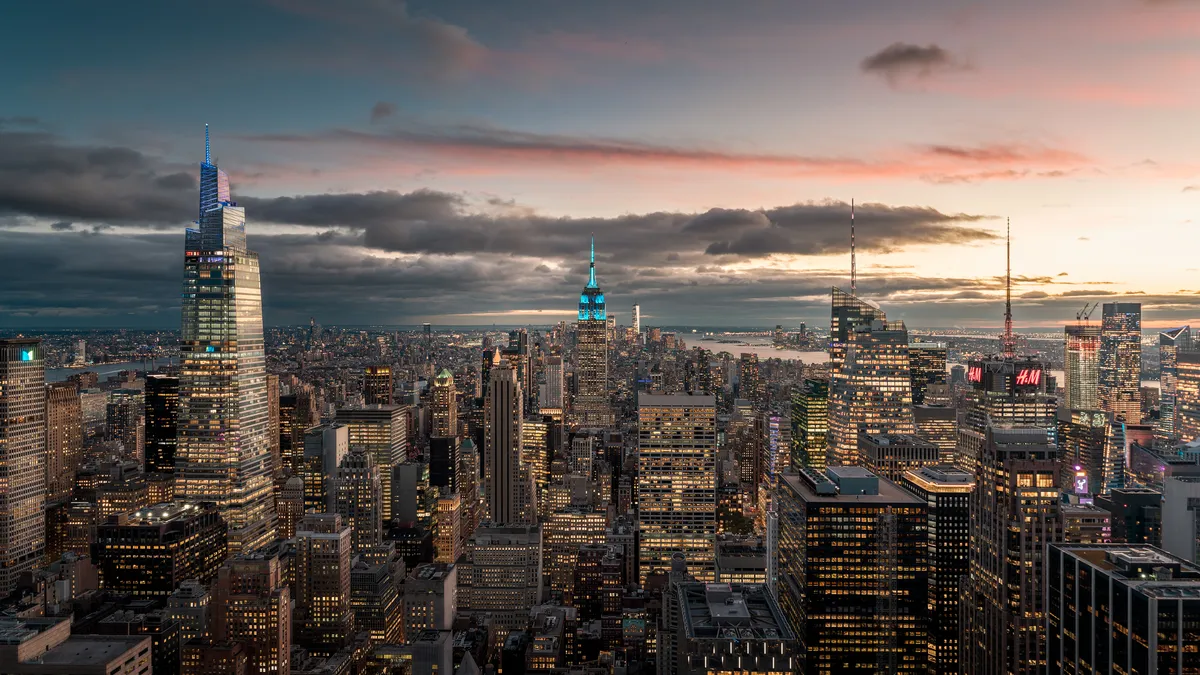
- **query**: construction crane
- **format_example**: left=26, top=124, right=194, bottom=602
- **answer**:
left=1076, top=302, right=1097, bottom=324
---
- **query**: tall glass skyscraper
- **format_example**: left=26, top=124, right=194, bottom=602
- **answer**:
left=1063, top=323, right=1101, bottom=411
left=176, top=127, right=277, bottom=554
left=573, top=237, right=612, bottom=426
left=1099, top=302, right=1143, bottom=423
left=1158, top=326, right=1191, bottom=439
left=828, top=320, right=916, bottom=466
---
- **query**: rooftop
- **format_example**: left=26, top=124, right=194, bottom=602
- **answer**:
left=124, top=501, right=210, bottom=525
left=1056, top=544, right=1200, bottom=598
left=784, top=467, right=924, bottom=505
left=33, top=636, right=149, bottom=665
left=639, top=393, right=716, bottom=408
left=677, top=582, right=795, bottom=642
left=861, top=434, right=936, bottom=448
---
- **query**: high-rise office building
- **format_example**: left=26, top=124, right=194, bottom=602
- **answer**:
left=637, top=394, right=717, bottom=582
left=900, top=466, right=973, bottom=675
left=214, top=550, right=292, bottom=675
left=266, top=373, right=280, bottom=476
left=93, top=501, right=228, bottom=597
left=828, top=320, right=916, bottom=466
left=177, top=132, right=277, bottom=553
left=1163, top=475, right=1200, bottom=563
left=542, top=506, right=607, bottom=600
left=957, top=357, right=1057, bottom=475
left=830, top=287, right=886, bottom=373
left=1046, top=544, right=1200, bottom=675
left=295, top=514, right=354, bottom=658
left=1100, top=302, right=1143, bottom=423
left=45, top=382, right=82, bottom=504
left=364, top=365, right=394, bottom=406
left=908, top=341, right=948, bottom=405
left=1095, top=487, right=1163, bottom=546
left=1177, top=351, right=1200, bottom=442
left=660, top=579, right=797, bottom=675
left=790, top=378, right=829, bottom=471
left=485, top=365, right=528, bottom=525
left=631, top=303, right=641, bottom=334
left=335, top=451, right=384, bottom=551
left=859, top=433, right=940, bottom=482
left=279, top=385, right=318, bottom=474
left=429, top=435, right=460, bottom=493
left=1064, top=323, right=1101, bottom=411
left=302, top=423, right=348, bottom=513
left=1159, top=326, right=1191, bottom=439
left=430, top=369, right=457, bottom=438
left=106, top=388, right=145, bottom=459
left=351, top=556, right=404, bottom=644
left=0, top=338, right=46, bottom=596
left=404, top=562, right=458, bottom=636
left=573, top=237, right=612, bottom=427
left=434, top=492, right=463, bottom=564
left=539, top=355, right=564, bottom=417
left=1057, top=408, right=1113, bottom=498
left=777, top=466, right=928, bottom=674
left=335, top=405, right=409, bottom=522
left=913, top=404, right=957, bottom=463
left=738, top=353, right=762, bottom=408
left=961, top=427, right=1061, bottom=675
left=144, top=374, right=179, bottom=475
left=456, top=524, right=543, bottom=647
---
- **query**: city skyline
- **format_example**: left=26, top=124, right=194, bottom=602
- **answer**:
left=4, top=1, right=1200, bottom=328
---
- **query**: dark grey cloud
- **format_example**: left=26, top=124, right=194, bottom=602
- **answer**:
left=370, top=101, right=397, bottom=123
left=242, top=191, right=996, bottom=263
left=0, top=129, right=193, bottom=226
left=861, top=42, right=968, bottom=85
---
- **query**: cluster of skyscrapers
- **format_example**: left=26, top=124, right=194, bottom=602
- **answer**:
left=2, top=133, right=1199, bottom=675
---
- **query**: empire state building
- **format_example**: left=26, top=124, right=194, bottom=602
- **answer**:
left=572, top=237, right=613, bottom=427
left=176, top=126, right=278, bottom=553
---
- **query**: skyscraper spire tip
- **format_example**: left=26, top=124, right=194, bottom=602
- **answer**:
left=850, top=198, right=857, bottom=296
left=204, top=123, right=211, bottom=165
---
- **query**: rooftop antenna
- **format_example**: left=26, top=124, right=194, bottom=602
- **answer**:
left=1002, top=217, right=1017, bottom=358
left=205, top=123, right=211, bottom=165
left=850, top=198, right=857, bottom=296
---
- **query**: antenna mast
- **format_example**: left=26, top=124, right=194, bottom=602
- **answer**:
left=1002, top=218, right=1016, bottom=358
left=205, top=123, right=211, bottom=165
left=851, top=198, right=857, bottom=295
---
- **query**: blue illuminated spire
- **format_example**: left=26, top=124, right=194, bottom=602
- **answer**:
left=587, top=234, right=598, bottom=289
left=205, top=123, right=210, bottom=165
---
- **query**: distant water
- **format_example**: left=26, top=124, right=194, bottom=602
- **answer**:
left=47, top=358, right=178, bottom=383
left=687, top=337, right=829, bottom=364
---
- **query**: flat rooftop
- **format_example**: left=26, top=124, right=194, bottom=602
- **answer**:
left=125, top=501, right=209, bottom=524
left=783, top=469, right=924, bottom=504
left=34, top=636, right=148, bottom=665
left=678, top=582, right=795, bottom=642
left=639, top=393, right=716, bottom=408
left=1056, top=544, right=1200, bottom=598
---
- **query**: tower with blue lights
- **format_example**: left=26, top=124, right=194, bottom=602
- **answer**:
left=572, top=236, right=613, bottom=427
left=177, top=125, right=278, bottom=554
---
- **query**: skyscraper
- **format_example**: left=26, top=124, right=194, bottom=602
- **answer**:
left=214, top=550, right=292, bottom=675
left=364, top=365, right=394, bottom=406
left=1159, top=326, right=1191, bottom=439
left=777, top=467, right=928, bottom=674
left=430, top=368, right=457, bottom=438
left=336, top=405, right=409, bottom=522
left=45, top=382, right=82, bottom=504
left=295, top=514, right=354, bottom=658
left=1100, top=302, right=1143, bottom=423
left=790, top=378, right=829, bottom=471
left=828, top=320, right=916, bottom=466
left=1064, top=323, right=1101, bottom=411
left=1046, top=544, right=1200, bottom=675
left=485, top=365, right=528, bottom=525
left=961, top=427, right=1061, bottom=675
left=900, top=465, right=973, bottom=675
left=957, top=357, right=1057, bottom=475
left=573, top=237, right=612, bottom=427
left=631, top=303, right=640, bottom=334
left=335, top=451, right=384, bottom=551
left=0, top=338, right=45, bottom=595
left=908, top=341, right=948, bottom=405
left=539, top=355, right=564, bottom=417
left=177, top=128, right=277, bottom=554
left=144, top=374, right=179, bottom=475
left=738, top=353, right=762, bottom=408
left=636, top=394, right=717, bottom=582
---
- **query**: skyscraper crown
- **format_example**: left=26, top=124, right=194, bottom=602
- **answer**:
left=579, top=235, right=605, bottom=321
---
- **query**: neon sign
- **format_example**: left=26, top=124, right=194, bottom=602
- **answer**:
left=19, top=349, right=34, bottom=362
left=967, top=366, right=983, bottom=383
left=1015, top=368, right=1042, bottom=386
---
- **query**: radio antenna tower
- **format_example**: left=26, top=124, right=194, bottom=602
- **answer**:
left=850, top=199, right=857, bottom=295
left=1002, top=218, right=1017, bottom=358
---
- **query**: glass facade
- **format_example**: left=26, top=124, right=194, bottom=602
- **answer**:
left=0, top=339, right=46, bottom=595
left=1099, top=302, right=1143, bottom=423
left=829, top=321, right=916, bottom=466
left=1065, top=324, right=1101, bottom=411
left=177, top=145, right=277, bottom=554
left=1159, top=326, right=1191, bottom=439
left=791, top=378, right=829, bottom=471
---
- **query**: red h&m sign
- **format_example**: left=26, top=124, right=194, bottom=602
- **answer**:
left=967, top=366, right=983, bottom=383
left=1015, top=368, right=1042, bottom=386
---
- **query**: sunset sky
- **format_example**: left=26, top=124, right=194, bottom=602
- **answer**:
left=2, top=0, right=1199, bottom=328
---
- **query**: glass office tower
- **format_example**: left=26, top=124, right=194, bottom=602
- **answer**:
left=1099, top=302, right=1142, bottom=423
left=177, top=128, right=277, bottom=554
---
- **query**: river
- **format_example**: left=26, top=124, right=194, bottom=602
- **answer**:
left=47, top=358, right=178, bottom=383
left=686, top=336, right=829, bottom=364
